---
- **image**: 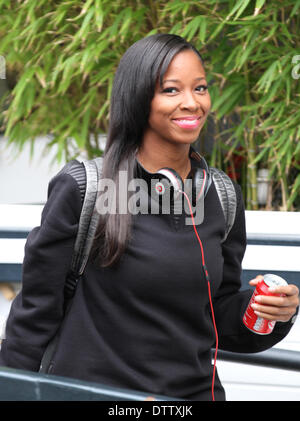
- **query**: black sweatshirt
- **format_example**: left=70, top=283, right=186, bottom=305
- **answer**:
left=0, top=152, right=295, bottom=401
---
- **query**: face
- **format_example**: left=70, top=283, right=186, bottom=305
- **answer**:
left=143, top=49, right=211, bottom=147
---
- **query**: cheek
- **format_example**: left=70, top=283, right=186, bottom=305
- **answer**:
left=203, top=93, right=211, bottom=112
left=148, top=98, right=175, bottom=128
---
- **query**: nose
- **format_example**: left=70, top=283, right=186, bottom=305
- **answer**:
left=179, top=90, right=200, bottom=111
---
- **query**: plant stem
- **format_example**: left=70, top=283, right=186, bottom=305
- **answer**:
left=244, top=62, right=258, bottom=210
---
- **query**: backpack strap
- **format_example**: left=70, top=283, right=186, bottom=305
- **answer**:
left=209, top=168, right=237, bottom=243
left=64, top=157, right=103, bottom=299
left=39, top=156, right=103, bottom=373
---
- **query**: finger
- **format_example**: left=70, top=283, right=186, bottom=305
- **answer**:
left=253, top=310, right=292, bottom=322
left=255, top=284, right=299, bottom=302
left=254, top=295, right=300, bottom=312
left=255, top=294, right=299, bottom=310
left=248, top=274, right=264, bottom=286
left=251, top=302, right=293, bottom=317
left=254, top=294, right=290, bottom=306
left=251, top=304, right=295, bottom=322
left=253, top=310, right=294, bottom=322
left=268, top=284, right=299, bottom=297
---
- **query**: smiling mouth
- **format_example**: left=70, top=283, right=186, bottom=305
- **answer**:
left=172, top=116, right=202, bottom=129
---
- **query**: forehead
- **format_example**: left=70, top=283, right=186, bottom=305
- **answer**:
left=162, top=49, right=205, bottom=81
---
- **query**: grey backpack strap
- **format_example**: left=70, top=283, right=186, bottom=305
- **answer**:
left=71, top=157, right=103, bottom=275
left=40, top=157, right=103, bottom=373
left=64, top=157, right=103, bottom=298
left=210, top=168, right=237, bottom=243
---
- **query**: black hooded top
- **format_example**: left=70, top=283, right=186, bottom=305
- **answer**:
left=0, top=149, right=295, bottom=401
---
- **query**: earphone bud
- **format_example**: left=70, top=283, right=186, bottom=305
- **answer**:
left=154, top=181, right=166, bottom=195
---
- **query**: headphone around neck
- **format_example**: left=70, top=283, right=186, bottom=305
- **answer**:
left=154, top=160, right=212, bottom=206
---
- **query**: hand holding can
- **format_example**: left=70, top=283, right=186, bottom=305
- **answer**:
left=243, top=274, right=299, bottom=335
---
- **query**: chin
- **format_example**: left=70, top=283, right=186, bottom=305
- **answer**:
left=172, top=132, right=202, bottom=145
left=166, top=138, right=199, bottom=148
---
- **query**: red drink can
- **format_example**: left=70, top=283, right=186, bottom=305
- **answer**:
left=243, top=274, right=287, bottom=335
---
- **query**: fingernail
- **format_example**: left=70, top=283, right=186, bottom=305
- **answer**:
left=255, top=296, right=262, bottom=302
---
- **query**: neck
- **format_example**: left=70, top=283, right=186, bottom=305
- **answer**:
left=137, top=142, right=192, bottom=181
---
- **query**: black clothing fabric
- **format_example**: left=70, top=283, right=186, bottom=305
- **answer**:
left=0, top=153, right=295, bottom=401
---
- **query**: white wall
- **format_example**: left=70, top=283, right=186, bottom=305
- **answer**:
left=0, top=135, right=107, bottom=204
left=0, top=135, right=65, bottom=204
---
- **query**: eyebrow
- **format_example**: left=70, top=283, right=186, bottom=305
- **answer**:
left=162, top=77, right=206, bottom=84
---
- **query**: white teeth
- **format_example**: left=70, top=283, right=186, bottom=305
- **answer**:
left=177, top=120, right=197, bottom=124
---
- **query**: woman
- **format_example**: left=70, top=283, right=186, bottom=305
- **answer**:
left=0, top=34, right=298, bottom=401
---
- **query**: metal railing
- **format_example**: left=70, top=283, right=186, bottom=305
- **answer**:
left=246, top=233, right=300, bottom=246
left=0, top=366, right=178, bottom=401
left=216, top=347, right=300, bottom=372
left=0, top=347, right=299, bottom=400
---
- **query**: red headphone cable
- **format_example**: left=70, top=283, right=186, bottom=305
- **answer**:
left=179, top=188, right=219, bottom=402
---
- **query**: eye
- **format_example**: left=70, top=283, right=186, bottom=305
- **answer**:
left=196, top=85, right=208, bottom=93
left=162, top=87, right=178, bottom=94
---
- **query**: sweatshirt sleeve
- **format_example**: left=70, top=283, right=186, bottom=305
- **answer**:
left=213, top=182, right=297, bottom=353
left=0, top=171, right=82, bottom=371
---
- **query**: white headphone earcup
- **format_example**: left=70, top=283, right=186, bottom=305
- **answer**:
left=156, top=168, right=183, bottom=192
left=156, top=167, right=211, bottom=203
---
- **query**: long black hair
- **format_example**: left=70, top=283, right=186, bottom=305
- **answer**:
left=91, top=34, right=204, bottom=268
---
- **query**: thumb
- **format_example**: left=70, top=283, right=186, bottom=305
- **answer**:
left=249, top=274, right=264, bottom=287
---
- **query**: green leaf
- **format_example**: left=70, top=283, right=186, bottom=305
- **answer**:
left=120, top=7, right=132, bottom=36
left=211, top=84, right=243, bottom=112
left=94, top=0, right=104, bottom=31
left=254, top=0, right=266, bottom=14
left=225, top=0, right=251, bottom=21
left=199, top=18, right=207, bottom=43
left=77, top=7, right=94, bottom=41
left=58, top=54, right=80, bottom=94
left=290, top=0, right=300, bottom=17
left=287, top=174, right=300, bottom=209
left=181, top=16, right=202, bottom=42
left=256, top=61, right=279, bottom=93
left=216, top=87, right=244, bottom=118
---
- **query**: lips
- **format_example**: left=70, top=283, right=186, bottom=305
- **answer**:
left=172, top=115, right=202, bottom=129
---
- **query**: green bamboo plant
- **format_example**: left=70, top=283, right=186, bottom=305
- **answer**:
left=0, top=0, right=299, bottom=210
